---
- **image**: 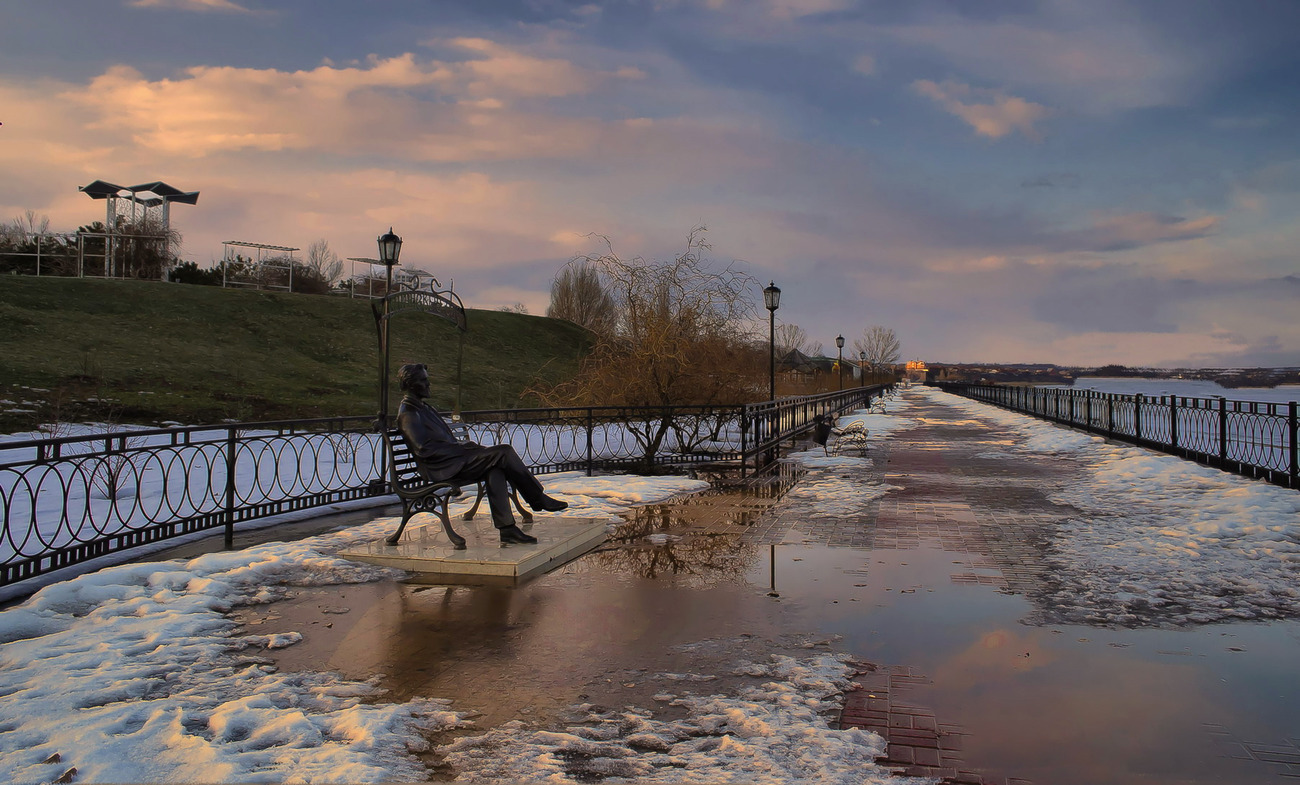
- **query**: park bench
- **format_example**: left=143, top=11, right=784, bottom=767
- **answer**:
left=381, top=423, right=532, bottom=548
left=830, top=420, right=870, bottom=456
left=383, top=428, right=466, bottom=548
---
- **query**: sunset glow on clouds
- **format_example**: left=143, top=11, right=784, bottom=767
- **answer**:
left=1, top=0, right=1298, bottom=367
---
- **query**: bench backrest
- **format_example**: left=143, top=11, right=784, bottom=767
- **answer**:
left=385, top=429, right=429, bottom=489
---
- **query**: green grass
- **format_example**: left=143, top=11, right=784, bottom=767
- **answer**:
left=0, top=276, right=591, bottom=432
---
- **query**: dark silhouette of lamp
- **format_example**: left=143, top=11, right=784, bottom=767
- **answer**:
left=376, top=228, right=402, bottom=429
left=763, top=282, right=781, bottom=401
left=836, top=334, right=845, bottom=391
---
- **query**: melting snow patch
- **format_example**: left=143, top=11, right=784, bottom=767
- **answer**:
left=920, top=387, right=1300, bottom=627
left=783, top=448, right=900, bottom=518
left=0, top=469, right=716, bottom=782
left=0, top=520, right=469, bottom=785
left=439, top=654, right=919, bottom=784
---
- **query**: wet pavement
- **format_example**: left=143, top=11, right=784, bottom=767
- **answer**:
left=239, top=389, right=1300, bottom=784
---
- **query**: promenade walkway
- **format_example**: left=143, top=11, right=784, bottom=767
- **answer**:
left=236, top=385, right=1300, bottom=783
left=7, top=386, right=1299, bottom=784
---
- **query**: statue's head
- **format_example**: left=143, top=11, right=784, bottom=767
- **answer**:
left=398, top=363, right=430, bottom=397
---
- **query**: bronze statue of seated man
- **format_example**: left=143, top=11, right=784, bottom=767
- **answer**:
left=395, top=363, right=567, bottom=544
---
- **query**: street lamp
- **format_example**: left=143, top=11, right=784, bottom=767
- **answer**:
left=859, top=350, right=866, bottom=386
left=763, top=282, right=781, bottom=401
left=376, top=228, right=402, bottom=429
left=835, top=334, right=845, bottom=391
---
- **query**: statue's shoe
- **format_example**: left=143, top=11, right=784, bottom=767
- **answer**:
left=499, top=524, right=538, bottom=544
left=531, top=495, right=568, bottom=512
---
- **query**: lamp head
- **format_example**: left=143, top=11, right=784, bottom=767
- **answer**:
left=835, top=334, right=845, bottom=349
left=377, top=227, right=403, bottom=267
left=763, top=281, right=781, bottom=312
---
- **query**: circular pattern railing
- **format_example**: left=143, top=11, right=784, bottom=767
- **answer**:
left=1, top=390, right=890, bottom=591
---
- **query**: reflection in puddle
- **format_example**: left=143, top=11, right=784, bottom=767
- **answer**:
left=581, top=466, right=803, bottom=582
left=755, top=536, right=1300, bottom=785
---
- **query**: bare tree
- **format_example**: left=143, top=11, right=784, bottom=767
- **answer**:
left=532, top=227, right=761, bottom=409
left=547, top=260, right=617, bottom=335
left=498, top=302, right=529, bottom=314
left=305, top=238, right=343, bottom=284
left=854, top=325, right=901, bottom=371
left=775, top=323, right=815, bottom=356
left=0, top=210, right=50, bottom=244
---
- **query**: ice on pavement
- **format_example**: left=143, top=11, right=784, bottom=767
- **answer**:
left=926, top=387, right=1300, bottom=627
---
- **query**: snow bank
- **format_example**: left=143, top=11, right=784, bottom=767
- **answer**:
left=440, top=653, right=921, bottom=784
left=0, top=519, right=464, bottom=785
left=0, top=471, right=712, bottom=784
left=921, top=387, right=1300, bottom=627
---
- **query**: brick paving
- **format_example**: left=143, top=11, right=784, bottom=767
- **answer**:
left=740, top=392, right=1079, bottom=784
left=835, top=664, right=1031, bottom=785
left=1203, top=724, right=1300, bottom=780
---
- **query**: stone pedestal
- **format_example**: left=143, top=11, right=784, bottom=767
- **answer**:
left=340, top=517, right=608, bottom=583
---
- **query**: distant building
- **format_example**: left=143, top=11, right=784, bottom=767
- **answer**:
left=904, top=359, right=927, bottom=383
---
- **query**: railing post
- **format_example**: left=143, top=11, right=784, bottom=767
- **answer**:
left=739, top=405, right=749, bottom=478
left=224, top=427, right=237, bottom=550
left=586, top=407, right=594, bottom=477
left=1290, top=401, right=1298, bottom=488
left=1106, top=394, right=1114, bottom=437
left=1169, top=395, right=1179, bottom=449
left=1134, top=393, right=1143, bottom=442
left=1218, top=397, right=1228, bottom=465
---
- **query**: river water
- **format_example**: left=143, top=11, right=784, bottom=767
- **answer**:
left=1062, top=376, right=1300, bottom=404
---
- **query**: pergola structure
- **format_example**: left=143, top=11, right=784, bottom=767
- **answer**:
left=221, top=240, right=300, bottom=291
left=78, top=180, right=199, bottom=277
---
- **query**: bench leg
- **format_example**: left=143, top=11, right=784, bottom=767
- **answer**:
left=464, top=485, right=534, bottom=523
left=385, top=499, right=417, bottom=546
left=436, top=499, right=467, bottom=549
left=386, top=494, right=467, bottom=549
left=463, top=484, right=486, bottom=521
left=512, top=489, right=534, bottom=522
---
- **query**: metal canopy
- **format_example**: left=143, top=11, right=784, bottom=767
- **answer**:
left=78, top=180, right=200, bottom=205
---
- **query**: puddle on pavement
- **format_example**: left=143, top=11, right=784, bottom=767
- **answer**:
left=754, top=539, right=1300, bottom=785
left=238, top=473, right=1300, bottom=784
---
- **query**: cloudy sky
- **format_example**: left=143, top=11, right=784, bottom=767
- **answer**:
left=2, top=0, right=1298, bottom=368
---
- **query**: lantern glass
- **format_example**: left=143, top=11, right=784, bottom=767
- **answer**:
left=377, top=228, right=402, bottom=267
left=763, top=282, right=781, bottom=312
left=835, top=334, right=845, bottom=349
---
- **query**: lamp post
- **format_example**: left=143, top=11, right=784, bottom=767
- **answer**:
left=835, top=334, right=845, bottom=391
left=376, top=227, right=402, bottom=429
left=859, top=350, right=866, bottom=386
left=763, top=282, right=781, bottom=401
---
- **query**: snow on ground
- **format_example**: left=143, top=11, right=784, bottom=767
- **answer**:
left=533, top=471, right=710, bottom=520
left=922, top=387, right=1300, bottom=627
left=440, top=653, right=924, bottom=785
left=0, top=473, right=716, bottom=785
left=778, top=396, right=915, bottom=518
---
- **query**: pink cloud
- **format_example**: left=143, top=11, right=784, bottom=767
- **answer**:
left=128, top=0, right=254, bottom=12
left=912, top=80, right=1050, bottom=140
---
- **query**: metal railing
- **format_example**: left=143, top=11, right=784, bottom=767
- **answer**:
left=0, top=389, right=889, bottom=589
left=936, top=382, right=1299, bottom=489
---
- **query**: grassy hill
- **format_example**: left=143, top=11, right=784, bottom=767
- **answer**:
left=0, top=277, right=591, bottom=433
